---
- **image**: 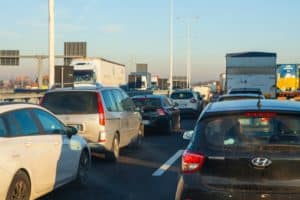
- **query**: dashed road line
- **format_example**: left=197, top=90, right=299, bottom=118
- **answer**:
left=152, top=149, right=184, bottom=176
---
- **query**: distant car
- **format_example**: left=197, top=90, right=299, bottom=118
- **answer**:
left=227, top=88, right=263, bottom=95
left=132, top=95, right=180, bottom=134
left=0, top=103, right=91, bottom=200
left=176, top=99, right=300, bottom=200
left=217, top=93, right=265, bottom=101
left=41, top=85, right=143, bottom=162
left=170, top=90, right=202, bottom=117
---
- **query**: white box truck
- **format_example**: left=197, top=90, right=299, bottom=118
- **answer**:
left=71, top=58, right=126, bottom=87
left=226, top=52, right=277, bottom=98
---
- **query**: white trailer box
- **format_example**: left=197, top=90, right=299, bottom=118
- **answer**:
left=226, top=52, right=277, bottom=98
left=71, top=58, right=126, bottom=87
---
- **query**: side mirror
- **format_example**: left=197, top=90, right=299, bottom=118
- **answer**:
left=66, top=126, right=78, bottom=138
left=183, top=130, right=194, bottom=140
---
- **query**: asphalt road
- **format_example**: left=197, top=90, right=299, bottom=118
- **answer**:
left=39, top=118, right=197, bottom=200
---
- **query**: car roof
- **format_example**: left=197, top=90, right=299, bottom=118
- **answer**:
left=45, top=86, right=120, bottom=93
left=171, top=89, right=193, bottom=93
left=206, top=99, right=300, bottom=113
left=219, top=93, right=264, bottom=98
left=132, top=94, right=164, bottom=99
left=0, top=103, right=44, bottom=114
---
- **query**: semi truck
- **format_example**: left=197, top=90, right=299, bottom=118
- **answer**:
left=225, top=52, right=277, bottom=98
left=277, top=64, right=300, bottom=98
left=70, top=58, right=126, bottom=87
left=128, top=72, right=151, bottom=90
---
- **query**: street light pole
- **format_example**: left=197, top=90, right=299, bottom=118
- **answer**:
left=48, top=0, right=55, bottom=89
left=186, top=19, right=191, bottom=89
left=169, top=0, right=174, bottom=96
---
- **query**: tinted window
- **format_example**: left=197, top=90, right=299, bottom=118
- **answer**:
left=162, top=97, right=172, bottom=107
left=111, top=89, right=125, bottom=112
left=196, top=113, right=300, bottom=149
left=42, top=92, right=98, bottom=114
left=102, top=90, right=118, bottom=112
left=171, top=92, right=193, bottom=99
left=6, top=109, right=39, bottom=136
left=0, top=117, right=7, bottom=137
left=33, top=109, right=65, bottom=134
left=132, top=98, right=162, bottom=109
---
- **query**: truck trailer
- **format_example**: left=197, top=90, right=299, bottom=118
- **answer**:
left=225, top=52, right=277, bottom=98
left=70, top=58, right=126, bottom=87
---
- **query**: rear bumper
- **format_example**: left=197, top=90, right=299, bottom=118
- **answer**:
left=176, top=176, right=300, bottom=200
left=178, top=108, right=198, bottom=115
left=143, top=116, right=169, bottom=129
left=88, top=143, right=109, bottom=153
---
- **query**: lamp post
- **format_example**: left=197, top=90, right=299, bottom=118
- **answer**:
left=48, top=0, right=55, bottom=89
left=169, top=0, right=174, bottom=96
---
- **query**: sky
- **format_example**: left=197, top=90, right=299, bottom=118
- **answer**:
left=1, top=0, right=300, bottom=82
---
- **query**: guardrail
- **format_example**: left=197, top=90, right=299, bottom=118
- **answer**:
left=0, top=93, right=44, bottom=104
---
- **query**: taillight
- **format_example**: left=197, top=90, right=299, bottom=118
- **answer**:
left=190, top=98, right=197, bottom=103
left=96, top=93, right=105, bottom=126
left=182, top=150, right=205, bottom=174
left=156, top=108, right=166, bottom=116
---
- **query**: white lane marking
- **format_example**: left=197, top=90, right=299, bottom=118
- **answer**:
left=152, top=150, right=184, bottom=176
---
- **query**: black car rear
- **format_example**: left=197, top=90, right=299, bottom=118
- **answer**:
left=132, top=95, right=180, bottom=134
left=176, top=100, right=300, bottom=200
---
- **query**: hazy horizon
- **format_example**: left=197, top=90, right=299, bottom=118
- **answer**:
left=1, top=0, right=300, bottom=82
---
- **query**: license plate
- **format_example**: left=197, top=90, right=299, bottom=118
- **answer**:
left=143, top=120, right=150, bottom=125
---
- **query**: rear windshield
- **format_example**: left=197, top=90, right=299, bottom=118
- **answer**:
left=195, top=112, right=300, bottom=148
left=42, top=92, right=98, bottom=114
left=132, top=98, right=162, bottom=109
left=171, top=92, right=193, bottom=99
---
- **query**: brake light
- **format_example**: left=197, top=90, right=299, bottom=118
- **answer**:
left=190, top=98, right=197, bottom=103
left=244, top=112, right=276, bottom=118
left=156, top=108, right=166, bottom=116
left=96, top=93, right=105, bottom=126
left=182, top=150, right=205, bottom=174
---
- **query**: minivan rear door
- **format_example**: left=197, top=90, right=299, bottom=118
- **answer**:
left=41, top=91, right=100, bottom=142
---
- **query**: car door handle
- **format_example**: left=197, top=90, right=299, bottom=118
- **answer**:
left=53, top=141, right=60, bottom=146
left=24, top=142, right=32, bottom=147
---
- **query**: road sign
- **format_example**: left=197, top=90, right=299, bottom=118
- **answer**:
left=0, top=50, right=19, bottom=66
left=64, top=42, right=86, bottom=66
left=54, top=65, right=74, bottom=88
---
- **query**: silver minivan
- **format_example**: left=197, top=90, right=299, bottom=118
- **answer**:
left=41, top=86, right=143, bottom=161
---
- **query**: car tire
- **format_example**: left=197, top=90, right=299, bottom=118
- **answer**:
left=105, top=136, right=120, bottom=162
left=167, top=119, right=173, bottom=134
left=132, top=124, right=144, bottom=148
left=6, top=171, right=31, bottom=200
left=75, top=150, right=90, bottom=187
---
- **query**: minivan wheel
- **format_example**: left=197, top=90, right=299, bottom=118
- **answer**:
left=105, top=136, right=119, bottom=162
left=132, top=125, right=144, bottom=148
left=6, top=171, right=30, bottom=200
left=75, top=150, right=90, bottom=187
